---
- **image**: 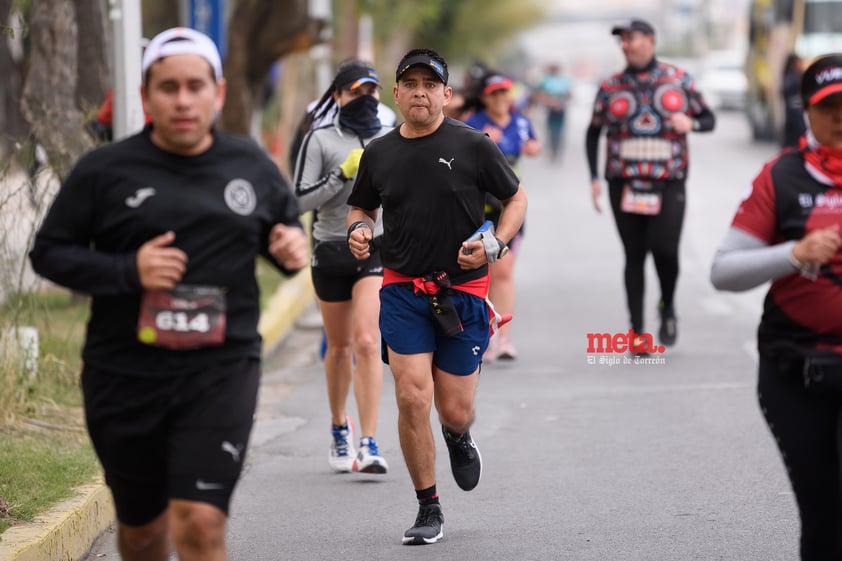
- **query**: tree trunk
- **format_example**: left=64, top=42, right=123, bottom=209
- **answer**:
left=0, top=0, right=28, bottom=159
left=220, top=0, right=326, bottom=135
left=73, top=0, right=110, bottom=117
left=21, top=0, right=94, bottom=181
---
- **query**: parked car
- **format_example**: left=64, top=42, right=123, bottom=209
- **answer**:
left=699, top=49, right=748, bottom=111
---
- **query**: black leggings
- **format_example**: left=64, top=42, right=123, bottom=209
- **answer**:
left=758, top=355, right=842, bottom=560
left=608, top=181, right=685, bottom=333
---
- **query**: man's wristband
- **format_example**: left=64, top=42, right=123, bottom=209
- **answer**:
left=347, top=221, right=371, bottom=242
left=496, top=237, right=509, bottom=260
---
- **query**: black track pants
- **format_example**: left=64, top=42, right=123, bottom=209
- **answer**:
left=757, top=355, right=842, bottom=560
left=608, top=180, right=685, bottom=333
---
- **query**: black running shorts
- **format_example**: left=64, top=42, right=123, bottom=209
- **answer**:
left=311, top=237, right=384, bottom=302
left=81, top=357, right=260, bottom=525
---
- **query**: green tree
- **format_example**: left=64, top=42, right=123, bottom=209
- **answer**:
left=366, top=0, right=543, bottom=70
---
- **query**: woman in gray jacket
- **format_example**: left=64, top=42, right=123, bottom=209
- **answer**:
left=293, top=60, right=392, bottom=474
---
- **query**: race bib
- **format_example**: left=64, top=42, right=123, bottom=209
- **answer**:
left=621, top=181, right=662, bottom=215
left=137, top=285, right=226, bottom=350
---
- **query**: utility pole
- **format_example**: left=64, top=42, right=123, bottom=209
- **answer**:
left=108, top=0, right=144, bottom=140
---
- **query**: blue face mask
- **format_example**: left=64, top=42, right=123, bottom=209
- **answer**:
left=339, top=95, right=381, bottom=138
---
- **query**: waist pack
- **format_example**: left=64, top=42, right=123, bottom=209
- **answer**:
left=802, top=353, right=842, bottom=393
left=411, top=271, right=463, bottom=337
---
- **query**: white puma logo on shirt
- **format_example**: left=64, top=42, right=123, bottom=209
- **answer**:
left=221, top=441, right=243, bottom=462
left=438, top=157, right=454, bottom=170
left=125, top=187, right=156, bottom=208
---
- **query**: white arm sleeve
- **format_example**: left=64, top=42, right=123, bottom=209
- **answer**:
left=710, top=227, right=798, bottom=292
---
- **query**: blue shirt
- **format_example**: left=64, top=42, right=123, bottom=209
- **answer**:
left=465, top=110, right=536, bottom=163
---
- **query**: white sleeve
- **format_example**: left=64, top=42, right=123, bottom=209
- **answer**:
left=710, top=227, right=798, bottom=292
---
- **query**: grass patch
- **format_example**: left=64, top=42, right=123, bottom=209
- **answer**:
left=0, top=428, right=98, bottom=534
left=0, top=289, right=99, bottom=534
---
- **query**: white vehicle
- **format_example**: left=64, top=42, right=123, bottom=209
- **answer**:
left=699, top=50, right=748, bottom=111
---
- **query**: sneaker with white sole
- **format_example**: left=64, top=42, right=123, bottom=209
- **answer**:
left=442, top=427, right=482, bottom=491
left=328, top=417, right=356, bottom=473
left=402, top=503, right=444, bottom=545
left=354, top=436, right=388, bottom=474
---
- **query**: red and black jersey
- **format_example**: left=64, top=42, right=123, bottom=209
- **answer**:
left=589, top=58, right=712, bottom=181
left=733, top=150, right=842, bottom=355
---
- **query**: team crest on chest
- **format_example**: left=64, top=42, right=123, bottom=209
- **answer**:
left=224, top=179, right=256, bottom=216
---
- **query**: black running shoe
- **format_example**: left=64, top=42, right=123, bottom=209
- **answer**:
left=402, top=503, right=444, bottom=545
left=658, top=303, right=677, bottom=346
left=442, top=427, right=482, bottom=491
left=630, top=335, right=650, bottom=357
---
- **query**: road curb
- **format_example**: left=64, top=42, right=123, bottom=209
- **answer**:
left=0, top=271, right=313, bottom=561
left=0, top=483, right=113, bottom=561
left=258, top=268, right=315, bottom=354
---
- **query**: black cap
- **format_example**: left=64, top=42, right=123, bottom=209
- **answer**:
left=800, top=53, right=842, bottom=107
left=395, top=52, right=448, bottom=84
left=611, top=19, right=655, bottom=36
left=334, top=61, right=380, bottom=91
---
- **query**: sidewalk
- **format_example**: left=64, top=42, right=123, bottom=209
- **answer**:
left=0, top=270, right=314, bottom=561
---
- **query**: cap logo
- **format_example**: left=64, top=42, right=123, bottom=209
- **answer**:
left=816, top=66, right=842, bottom=84
left=396, top=52, right=448, bottom=84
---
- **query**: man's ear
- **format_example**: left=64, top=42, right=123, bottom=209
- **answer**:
left=214, top=77, right=227, bottom=113
left=140, top=84, right=149, bottom=115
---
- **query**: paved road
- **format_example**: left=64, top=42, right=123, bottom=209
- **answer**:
left=86, top=103, right=793, bottom=560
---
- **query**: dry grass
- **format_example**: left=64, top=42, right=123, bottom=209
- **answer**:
left=0, top=288, right=99, bottom=534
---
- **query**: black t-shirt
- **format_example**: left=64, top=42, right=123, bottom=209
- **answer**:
left=30, top=125, right=302, bottom=376
left=347, top=117, right=519, bottom=279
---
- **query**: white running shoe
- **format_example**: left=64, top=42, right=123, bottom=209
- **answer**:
left=354, top=436, right=388, bottom=474
left=329, top=417, right=356, bottom=473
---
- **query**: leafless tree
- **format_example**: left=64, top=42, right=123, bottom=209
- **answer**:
left=221, top=0, right=326, bottom=135
left=73, top=0, right=109, bottom=116
left=0, top=0, right=28, bottom=160
left=20, top=0, right=94, bottom=180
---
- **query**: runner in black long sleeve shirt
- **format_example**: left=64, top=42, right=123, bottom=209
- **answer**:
left=28, top=27, right=308, bottom=561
